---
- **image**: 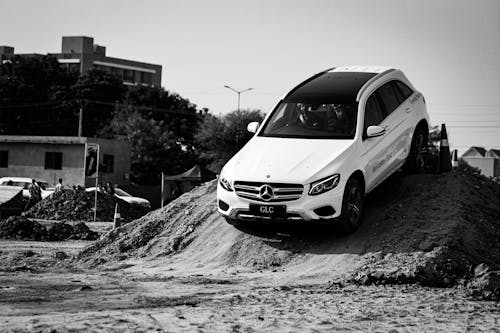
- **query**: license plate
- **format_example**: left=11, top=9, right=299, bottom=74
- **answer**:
left=249, top=204, right=286, bottom=217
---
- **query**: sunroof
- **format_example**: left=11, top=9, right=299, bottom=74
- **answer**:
left=284, top=71, right=376, bottom=103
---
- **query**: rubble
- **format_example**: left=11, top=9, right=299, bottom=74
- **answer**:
left=0, top=216, right=99, bottom=241
left=25, top=189, right=149, bottom=222
left=466, top=264, right=500, bottom=301
left=0, top=216, right=47, bottom=241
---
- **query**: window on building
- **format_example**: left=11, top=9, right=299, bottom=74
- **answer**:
left=123, top=69, right=135, bottom=82
left=68, top=63, right=80, bottom=73
left=102, top=154, right=114, bottom=173
left=140, top=72, right=153, bottom=85
left=0, top=150, right=8, bottom=168
left=45, top=152, right=62, bottom=170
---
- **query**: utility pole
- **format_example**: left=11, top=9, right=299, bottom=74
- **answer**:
left=78, top=100, right=84, bottom=137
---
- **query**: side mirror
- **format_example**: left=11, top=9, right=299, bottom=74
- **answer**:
left=366, top=125, right=385, bottom=138
left=247, top=122, right=260, bottom=133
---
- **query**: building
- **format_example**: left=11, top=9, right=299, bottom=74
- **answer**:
left=0, top=36, right=162, bottom=87
left=461, top=146, right=500, bottom=178
left=0, top=136, right=131, bottom=187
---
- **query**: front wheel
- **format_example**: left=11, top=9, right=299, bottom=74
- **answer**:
left=404, top=126, right=427, bottom=173
left=339, top=177, right=365, bottom=233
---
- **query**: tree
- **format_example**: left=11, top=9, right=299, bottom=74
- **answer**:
left=0, top=55, right=78, bottom=135
left=71, top=69, right=126, bottom=137
left=195, top=109, right=265, bottom=172
left=103, top=105, right=199, bottom=184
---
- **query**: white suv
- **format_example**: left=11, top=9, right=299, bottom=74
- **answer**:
left=217, top=66, right=429, bottom=232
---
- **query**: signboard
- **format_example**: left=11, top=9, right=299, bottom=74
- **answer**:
left=84, top=143, right=100, bottom=178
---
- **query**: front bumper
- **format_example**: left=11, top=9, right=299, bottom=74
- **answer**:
left=216, top=182, right=344, bottom=223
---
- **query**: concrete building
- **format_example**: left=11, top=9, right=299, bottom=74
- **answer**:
left=0, top=136, right=131, bottom=187
left=0, top=36, right=162, bottom=87
left=461, top=146, right=500, bottom=178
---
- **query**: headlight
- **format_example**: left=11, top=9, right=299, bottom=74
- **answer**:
left=219, top=170, right=233, bottom=192
left=309, top=174, right=340, bottom=196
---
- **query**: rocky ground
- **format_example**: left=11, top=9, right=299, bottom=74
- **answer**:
left=1, top=164, right=499, bottom=332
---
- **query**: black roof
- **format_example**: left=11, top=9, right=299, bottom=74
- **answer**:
left=284, top=71, right=377, bottom=104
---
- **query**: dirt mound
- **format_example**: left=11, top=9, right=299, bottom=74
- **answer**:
left=77, top=164, right=500, bottom=293
left=25, top=189, right=149, bottom=222
left=0, top=216, right=47, bottom=240
left=344, top=163, right=500, bottom=288
left=78, top=181, right=221, bottom=263
left=0, top=216, right=99, bottom=241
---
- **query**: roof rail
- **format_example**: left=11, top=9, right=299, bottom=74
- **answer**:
left=356, top=68, right=396, bottom=101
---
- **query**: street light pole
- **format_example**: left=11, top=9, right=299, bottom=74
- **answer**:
left=224, top=85, right=253, bottom=111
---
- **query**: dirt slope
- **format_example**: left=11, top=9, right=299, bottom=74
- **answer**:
left=77, top=164, right=500, bottom=289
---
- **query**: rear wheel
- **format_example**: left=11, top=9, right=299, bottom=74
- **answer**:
left=339, top=177, right=364, bottom=233
left=404, top=126, right=427, bottom=173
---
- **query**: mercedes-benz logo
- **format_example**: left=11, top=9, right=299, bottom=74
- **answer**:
left=259, top=185, right=274, bottom=201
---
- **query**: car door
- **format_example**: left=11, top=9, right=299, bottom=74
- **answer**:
left=360, top=91, right=393, bottom=192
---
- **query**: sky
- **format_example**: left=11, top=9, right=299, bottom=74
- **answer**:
left=1, top=0, right=499, bottom=153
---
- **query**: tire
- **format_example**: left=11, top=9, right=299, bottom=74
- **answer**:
left=404, top=126, right=427, bottom=173
left=339, top=177, right=365, bottom=233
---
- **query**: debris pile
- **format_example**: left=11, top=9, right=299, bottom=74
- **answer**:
left=25, top=189, right=149, bottom=222
left=466, top=264, right=500, bottom=301
left=0, top=216, right=47, bottom=241
left=0, top=216, right=99, bottom=241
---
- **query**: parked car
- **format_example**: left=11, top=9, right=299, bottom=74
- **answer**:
left=0, top=177, right=55, bottom=199
left=217, top=66, right=429, bottom=232
left=85, top=187, right=151, bottom=208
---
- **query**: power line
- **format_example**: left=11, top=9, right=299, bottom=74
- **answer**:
left=0, top=98, right=200, bottom=117
left=446, top=125, right=500, bottom=128
left=429, top=103, right=500, bottom=107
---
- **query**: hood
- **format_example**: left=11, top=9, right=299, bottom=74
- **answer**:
left=225, top=136, right=355, bottom=184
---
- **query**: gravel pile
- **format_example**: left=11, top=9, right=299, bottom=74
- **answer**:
left=25, top=189, right=149, bottom=222
left=0, top=216, right=99, bottom=241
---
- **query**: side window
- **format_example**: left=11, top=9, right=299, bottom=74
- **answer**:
left=364, top=93, right=385, bottom=131
left=394, top=80, right=414, bottom=100
left=378, top=82, right=401, bottom=115
left=0, top=150, right=8, bottom=168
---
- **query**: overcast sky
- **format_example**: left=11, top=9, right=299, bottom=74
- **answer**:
left=1, top=0, right=499, bottom=153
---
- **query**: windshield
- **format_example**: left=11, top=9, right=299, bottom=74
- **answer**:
left=259, top=102, right=357, bottom=139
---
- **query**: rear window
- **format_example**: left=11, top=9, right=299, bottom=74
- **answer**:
left=394, top=80, right=414, bottom=100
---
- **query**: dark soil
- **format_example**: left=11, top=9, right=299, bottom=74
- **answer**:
left=0, top=216, right=99, bottom=241
left=24, top=189, right=149, bottom=222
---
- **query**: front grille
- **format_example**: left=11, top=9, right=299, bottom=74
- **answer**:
left=233, top=181, right=304, bottom=202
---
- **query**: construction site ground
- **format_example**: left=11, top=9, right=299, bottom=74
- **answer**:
left=1, top=166, right=499, bottom=332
